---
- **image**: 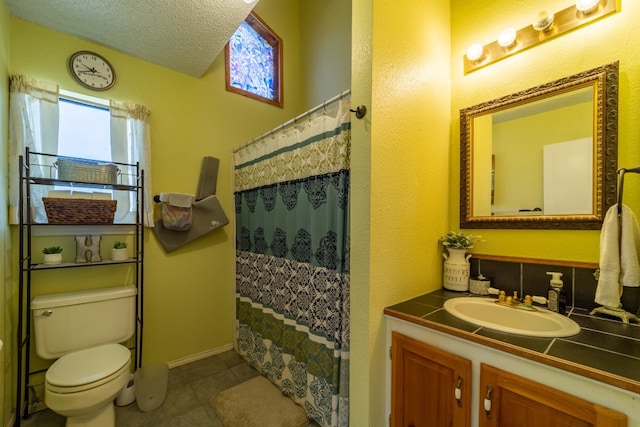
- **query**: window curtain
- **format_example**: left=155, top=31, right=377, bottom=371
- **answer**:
left=109, top=100, right=154, bottom=227
left=8, top=75, right=60, bottom=224
left=234, top=99, right=351, bottom=427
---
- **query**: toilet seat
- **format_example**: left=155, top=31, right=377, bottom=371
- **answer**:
left=46, top=344, right=130, bottom=393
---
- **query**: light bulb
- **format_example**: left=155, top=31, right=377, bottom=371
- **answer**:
left=532, top=11, right=555, bottom=31
left=498, top=28, right=517, bottom=48
left=466, top=43, right=484, bottom=61
left=576, top=0, right=599, bottom=14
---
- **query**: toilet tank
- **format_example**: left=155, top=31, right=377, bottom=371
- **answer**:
left=31, top=286, right=137, bottom=359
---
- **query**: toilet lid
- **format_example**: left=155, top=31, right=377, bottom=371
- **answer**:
left=46, top=343, right=130, bottom=387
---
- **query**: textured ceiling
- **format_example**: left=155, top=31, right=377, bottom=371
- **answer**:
left=6, top=0, right=258, bottom=77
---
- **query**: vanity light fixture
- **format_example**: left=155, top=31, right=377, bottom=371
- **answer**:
left=464, top=0, right=617, bottom=74
left=576, top=0, right=600, bottom=14
left=497, top=28, right=517, bottom=48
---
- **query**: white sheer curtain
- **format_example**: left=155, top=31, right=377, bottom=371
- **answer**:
left=110, top=100, right=154, bottom=227
left=8, top=75, right=60, bottom=224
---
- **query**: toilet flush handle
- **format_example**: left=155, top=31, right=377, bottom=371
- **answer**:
left=34, top=310, right=53, bottom=318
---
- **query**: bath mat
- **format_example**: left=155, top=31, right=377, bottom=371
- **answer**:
left=209, top=376, right=309, bottom=427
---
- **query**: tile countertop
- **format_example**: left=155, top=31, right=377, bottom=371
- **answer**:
left=384, top=289, right=640, bottom=395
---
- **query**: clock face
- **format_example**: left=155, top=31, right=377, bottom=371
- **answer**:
left=69, top=51, right=116, bottom=91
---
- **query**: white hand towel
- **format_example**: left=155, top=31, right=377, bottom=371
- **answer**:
left=595, top=204, right=640, bottom=308
left=159, top=192, right=194, bottom=208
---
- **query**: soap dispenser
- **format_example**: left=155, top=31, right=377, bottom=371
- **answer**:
left=546, top=271, right=566, bottom=314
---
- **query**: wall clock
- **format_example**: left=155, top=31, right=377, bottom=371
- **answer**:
left=68, top=51, right=116, bottom=91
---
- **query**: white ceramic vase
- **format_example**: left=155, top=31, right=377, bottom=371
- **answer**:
left=111, top=248, right=129, bottom=261
left=442, top=248, right=471, bottom=291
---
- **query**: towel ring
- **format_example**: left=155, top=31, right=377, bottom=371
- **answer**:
left=616, top=166, right=640, bottom=214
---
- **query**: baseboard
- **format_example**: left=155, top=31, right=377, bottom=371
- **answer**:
left=166, top=343, right=234, bottom=369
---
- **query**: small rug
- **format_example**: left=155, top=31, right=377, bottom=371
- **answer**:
left=209, top=376, right=309, bottom=427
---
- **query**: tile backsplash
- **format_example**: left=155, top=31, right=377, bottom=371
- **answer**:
left=469, top=256, right=640, bottom=315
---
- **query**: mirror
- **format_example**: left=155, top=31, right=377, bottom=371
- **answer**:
left=460, top=62, right=618, bottom=229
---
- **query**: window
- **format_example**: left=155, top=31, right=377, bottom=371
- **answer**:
left=55, top=96, right=114, bottom=199
left=225, top=12, right=283, bottom=107
left=51, top=92, right=137, bottom=226
left=58, top=97, right=111, bottom=161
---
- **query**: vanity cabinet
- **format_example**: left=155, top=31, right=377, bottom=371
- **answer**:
left=391, top=332, right=471, bottom=427
left=479, top=363, right=627, bottom=427
left=390, top=332, right=627, bottom=427
left=386, top=318, right=638, bottom=426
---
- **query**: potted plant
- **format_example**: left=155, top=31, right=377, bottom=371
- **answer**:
left=111, top=241, right=129, bottom=261
left=439, top=232, right=482, bottom=292
left=42, top=246, right=63, bottom=265
left=439, top=231, right=482, bottom=251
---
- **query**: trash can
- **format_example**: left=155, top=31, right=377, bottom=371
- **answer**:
left=115, top=374, right=136, bottom=406
left=134, top=362, right=169, bottom=412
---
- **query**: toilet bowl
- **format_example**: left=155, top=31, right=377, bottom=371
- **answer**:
left=31, top=286, right=137, bottom=427
left=44, top=344, right=131, bottom=426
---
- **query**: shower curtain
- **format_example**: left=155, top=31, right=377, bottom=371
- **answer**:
left=233, top=98, right=350, bottom=427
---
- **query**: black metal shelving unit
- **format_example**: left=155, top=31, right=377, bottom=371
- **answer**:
left=16, top=148, right=144, bottom=426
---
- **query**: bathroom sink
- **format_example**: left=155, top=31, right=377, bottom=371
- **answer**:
left=443, top=297, right=580, bottom=337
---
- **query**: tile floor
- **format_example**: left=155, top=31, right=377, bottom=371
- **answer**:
left=21, top=349, right=319, bottom=426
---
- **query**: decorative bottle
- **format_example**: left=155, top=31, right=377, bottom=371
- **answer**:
left=546, top=271, right=566, bottom=314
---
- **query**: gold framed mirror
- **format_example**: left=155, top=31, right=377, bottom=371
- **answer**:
left=460, top=61, right=618, bottom=229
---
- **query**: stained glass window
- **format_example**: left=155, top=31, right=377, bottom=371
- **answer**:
left=225, top=13, right=282, bottom=107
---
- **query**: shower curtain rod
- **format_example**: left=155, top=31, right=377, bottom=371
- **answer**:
left=233, top=89, right=351, bottom=153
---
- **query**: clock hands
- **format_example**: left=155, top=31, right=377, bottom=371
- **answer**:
left=76, top=63, right=109, bottom=80
left=78, top=63, right=98, bottom=73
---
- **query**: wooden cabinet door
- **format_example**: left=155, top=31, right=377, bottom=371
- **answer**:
left=391, top=332, right=471, bottom=427
left=479, top=363, right=627, bottom=427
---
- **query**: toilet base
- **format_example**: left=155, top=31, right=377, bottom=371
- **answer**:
left=44, top=346, right=130, bottom=427
left=64, top=401, right=115, bottom=427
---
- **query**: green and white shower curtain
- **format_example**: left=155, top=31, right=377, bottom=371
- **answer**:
left=234, top=99, right=350, bottom=426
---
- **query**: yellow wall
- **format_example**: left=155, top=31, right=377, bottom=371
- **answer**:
left=352, top=0, right=452, bottom=424
left=348, top=0, right=372, bottom=424
left=450, top=0, right=640, bottom=262
left=299, top=1, right=351, bottom=108
left=0, top=1, right=10, bottom=425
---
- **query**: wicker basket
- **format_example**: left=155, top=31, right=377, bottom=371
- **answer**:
left=43, top=198, right=117, bottom=224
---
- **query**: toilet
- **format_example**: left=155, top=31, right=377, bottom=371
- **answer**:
left=31, top=286, right=137, bottom=427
